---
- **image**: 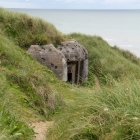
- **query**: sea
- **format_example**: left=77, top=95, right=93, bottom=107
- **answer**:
left=9, top=9, right=140, bottom=57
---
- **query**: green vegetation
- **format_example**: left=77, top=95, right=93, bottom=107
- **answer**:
left=0, top=8, right=64, bottom=48
left=69, top=33, right=140, bottom=86
left=0, top=8, right=63, bottom=139
left=48, top=81, right=140, bottom=140
left=0, top=8, right=140, bottom=140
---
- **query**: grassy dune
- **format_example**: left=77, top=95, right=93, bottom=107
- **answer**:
left=0, top=8, right=64, bottom=48
left=69, top=33, right=140, bottom=86
left=48, top=80, right=140, bottom=140
left=0, top=8, right=63, bottom=139
left=0, top=8, right=140, bottom=140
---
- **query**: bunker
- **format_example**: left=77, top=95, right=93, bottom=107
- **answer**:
left=58, top=40, right=88, bottom=84
left=27, top=40, right=88, bottom=84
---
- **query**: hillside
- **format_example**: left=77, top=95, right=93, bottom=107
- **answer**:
left=0, top=8, right=140, bottom=140
left=0, top=8, right=63, bottom=139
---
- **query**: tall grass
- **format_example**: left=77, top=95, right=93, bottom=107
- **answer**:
left=112, top=45, right=140, bottom=66
left=1, top=8, right=140, bottom=140
left=0, top=110, right=35, bottom=140
left=0, top=22, right=63, bottom=139
left=0, top=70, right=35, bottom=139
left=0, top=32, right=62, bottom=115
left=48, top=80, right=140, bottom=140
left=69, top=33, right=140, bottom=86
left=0, top=8, right=64, bottom=49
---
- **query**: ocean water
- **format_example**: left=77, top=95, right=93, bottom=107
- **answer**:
left=10, top=9, right=140, bottom=57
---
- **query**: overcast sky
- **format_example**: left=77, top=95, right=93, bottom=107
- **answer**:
left=0, top=0, right=140, bottom=9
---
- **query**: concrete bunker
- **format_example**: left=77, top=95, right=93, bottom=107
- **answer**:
left=27, top=40, right=88, bottom=84
left=27, top=44, right=67, bottom=81
left=58, top=40, right=88, bottom=84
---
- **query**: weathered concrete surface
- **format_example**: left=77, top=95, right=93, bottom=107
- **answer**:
left=58, top=40, right=88, bottom=62
left=27, top=44, right=67, bottom=81
left=58, top=40, right=88, bottom=83
left=27, top=40, right=88, bottom=84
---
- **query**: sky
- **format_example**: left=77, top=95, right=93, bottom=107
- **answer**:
left=0, top=0, right=140, bottom=9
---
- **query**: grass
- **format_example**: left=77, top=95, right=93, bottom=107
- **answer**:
left=0, top=8, right=64, bottom=49
left=0, top=66, right=35, bottom=140
left=48, top=80, right=140, bottom=140
left=0, top=8, right=140, bottom=139
left=112, top=45, right=140, bottom=65
left=0, top=10, right=63, bottom=138
left=69, top=33, right=140, bottom=85
left=0, top=110, right=35, bottom=140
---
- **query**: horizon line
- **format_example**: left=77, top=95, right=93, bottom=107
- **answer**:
left=6, top=8, right=140, bottom=10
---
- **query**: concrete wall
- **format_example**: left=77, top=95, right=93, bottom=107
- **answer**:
left=27, top=44, right=67, bottom=81
left=58, top=41, right=88, bottom=83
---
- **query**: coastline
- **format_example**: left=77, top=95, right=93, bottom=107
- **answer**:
left=8, top=8, right=140, bottom=57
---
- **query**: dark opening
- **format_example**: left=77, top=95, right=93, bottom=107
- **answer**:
left=67, top=64, right=72, bottom=83
left=41, top=58, right=45, bottom=61
left=51, top=63, right=54, bottom=67
left=68, top=73, right=72, bottom=82
left=42, top=47, right=45, bottom=50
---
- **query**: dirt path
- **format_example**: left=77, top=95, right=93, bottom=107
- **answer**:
left=31, top=121, right=53, bottom=140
